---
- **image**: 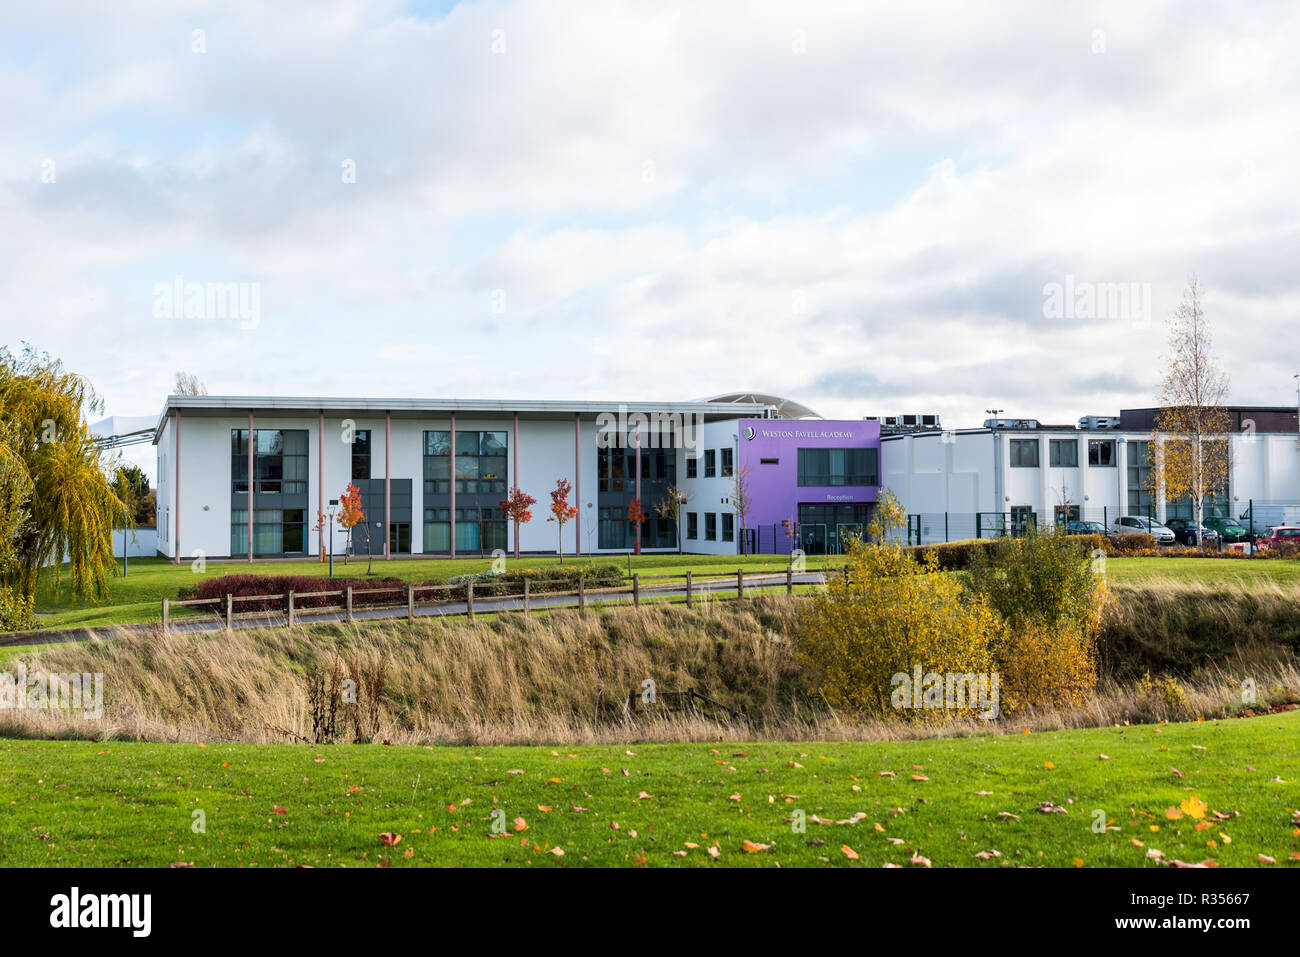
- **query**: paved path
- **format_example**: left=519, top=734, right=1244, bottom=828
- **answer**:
left=2, top=572, right=828, bottom=645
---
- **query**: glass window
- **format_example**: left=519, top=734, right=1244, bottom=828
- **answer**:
left=686, top=512, right=697, bottom=539
left=1049, top=439, right=1078, bottom=467
left=424, top=430, right=508, bottom=497
left=721, top=448, right=733, bottom=477
left=1088, top=439, right=1116, bottom=467
left=686, top=455, right=697, bottom=479
left=722, top=514, right=734, bottom=541
left=705, top=513, right=717, bottom=540
left=351, top=430, right=370, bottom=480
left=797, top=448, right=878, bottom=486
left=704, top=450, right=716, bottom=478
left=1009, top=439, right=1039, bottom=468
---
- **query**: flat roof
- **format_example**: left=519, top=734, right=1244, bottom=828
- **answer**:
left=152, top=395, right=774, bottom=443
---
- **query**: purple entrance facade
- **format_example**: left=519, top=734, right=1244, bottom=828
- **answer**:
left=735, top=418, right=881, bottom=553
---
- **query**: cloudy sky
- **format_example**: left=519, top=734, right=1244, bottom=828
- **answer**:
left=4, top=0, right=1299, bottom=474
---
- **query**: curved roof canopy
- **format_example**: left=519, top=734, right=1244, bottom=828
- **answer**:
left=703, top=392, right=821, bottom=420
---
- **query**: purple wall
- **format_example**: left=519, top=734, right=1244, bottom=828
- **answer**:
left=736, top=418, right=881, bottom=532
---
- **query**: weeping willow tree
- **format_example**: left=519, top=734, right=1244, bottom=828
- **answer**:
left=0, top=345, right=124, bottom=610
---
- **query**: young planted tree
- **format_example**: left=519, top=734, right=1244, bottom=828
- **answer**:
left=1144, top=277, right=1232, bottom=550
left=546, top=478, right=579, bottom=563
left=627, top=498, right=648, bottom=555
left=499, top=486, right=537, bottom=559
left=654, top=484, right=691, bottom=553
left=730, top=463, right=754, bottom=555
left=337, top=484, right=365, bottom=567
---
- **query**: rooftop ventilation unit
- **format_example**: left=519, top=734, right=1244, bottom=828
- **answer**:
left=1078, top=415, right=1120, bottom=429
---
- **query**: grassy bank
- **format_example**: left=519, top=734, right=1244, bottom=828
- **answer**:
left=4, top=594, right=1299, bottom=745
left=2, top=711, right=1296, bottom=867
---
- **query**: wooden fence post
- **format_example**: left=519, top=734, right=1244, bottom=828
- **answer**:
left=685, top=570, right=692, bottom=608
left=408, top=583, right=415, bottom=622
left=467, top=581, right=475, bottom=620
left=578, top=575, right=585, bottom=613
left=161, top=598, right=169, bottom=633
left=786, top=566, right=793, bottom=594
left=633, top=573, right=640, bottom=608
left=523, top=578, right=530, bottom=614
left=346, top=586, right=353, bottom=623
left=288, top=590, right=295, bottom=627
left=225, top=594, right=233, bottom=631
left=737, top=569, right=744, bottom=598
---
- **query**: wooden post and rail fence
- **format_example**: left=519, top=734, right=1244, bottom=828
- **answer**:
left=157, top=563, right=826, bottom=634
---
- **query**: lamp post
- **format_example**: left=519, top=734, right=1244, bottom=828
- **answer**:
left=327, top=498, right=338, bottom=579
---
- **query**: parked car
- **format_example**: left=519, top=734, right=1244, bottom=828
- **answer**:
left=1204, top=515, right=1251, bottom=544
left=1065, top=520, right=1107, bottom=536
left=1255, top=525, right=1300, bottom=550
left=1163, top=518, right=1221, bottom=547
left=1109, top=515, right=1176, bottom=544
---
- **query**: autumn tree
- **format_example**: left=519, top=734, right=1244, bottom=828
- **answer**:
left=654, top=485, right=690, bottom=553
left=0, top=346, right=124, bottom=605
left=337, top=484, right=366, bottom=567
left=545, top=478, right=579, bottom=563
left=1144, top=277, right=1232, bottom=550
left=730, top=464, right=754, bottom=555
left=627, top=498, right=648, bottom=555
left=499, top=486, right=537, bottom=559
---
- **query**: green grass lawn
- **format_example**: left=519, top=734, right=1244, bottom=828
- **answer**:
left=1104, top=556, right=1300, bottom=587
left=3, top=712, right=1296, bottom=867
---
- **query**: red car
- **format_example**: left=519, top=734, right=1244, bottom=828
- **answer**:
left=1255, top=525, right=1300, bottom=550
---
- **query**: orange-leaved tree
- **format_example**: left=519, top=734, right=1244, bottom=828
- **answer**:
left=499, top=486, right=537, bottom=559
left=337, top=483, right=365, bottom=565
left=546, top=478, right=579, bottom=563
left=627, top=498, right=648, bottom=554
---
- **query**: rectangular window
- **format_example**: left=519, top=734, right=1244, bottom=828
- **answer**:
left=721, top=448, right=734, bottom=477
left=705, top=513, right=717, bottom=540
left=796, top=448, right=879, bottom=486
left=704, top=450, right=716, bottom=478
left=1054, top=504, right=1080, bottom=526
left=1088, top=439, right=1116, bottom=467
left=231, top=428, right=308, bottom=495
left=722, top=514, right=734, bottom=541
left=686, top=512, right=698, bottom=540
left=423, top=430, right=508, bottom=497
left=351, top=430, right=371, bottom=480
left=1049, top=439, right=1078, bottom=467
left=686, top=455, right=697, bottom=479
left=1010, top=505, right=1035, bottom=536
left=1009, top=439, right=1039, bottom=468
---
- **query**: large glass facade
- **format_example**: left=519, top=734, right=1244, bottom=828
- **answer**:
left=796, top=448, right=879, bottom=486
left=422, top=431, right=508, bottom=553
left=596, top=442, right=676, bottom=548
left=230, top=429, right=308, bottom=555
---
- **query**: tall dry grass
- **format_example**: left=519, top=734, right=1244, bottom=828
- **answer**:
left=3, top=588, right=1298, bottom=745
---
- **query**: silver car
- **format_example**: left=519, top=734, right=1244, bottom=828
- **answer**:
left=1109, top=515, right=1176, bottom=544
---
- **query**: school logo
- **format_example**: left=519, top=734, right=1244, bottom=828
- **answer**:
left=743, top=426, right=756, bottom=440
